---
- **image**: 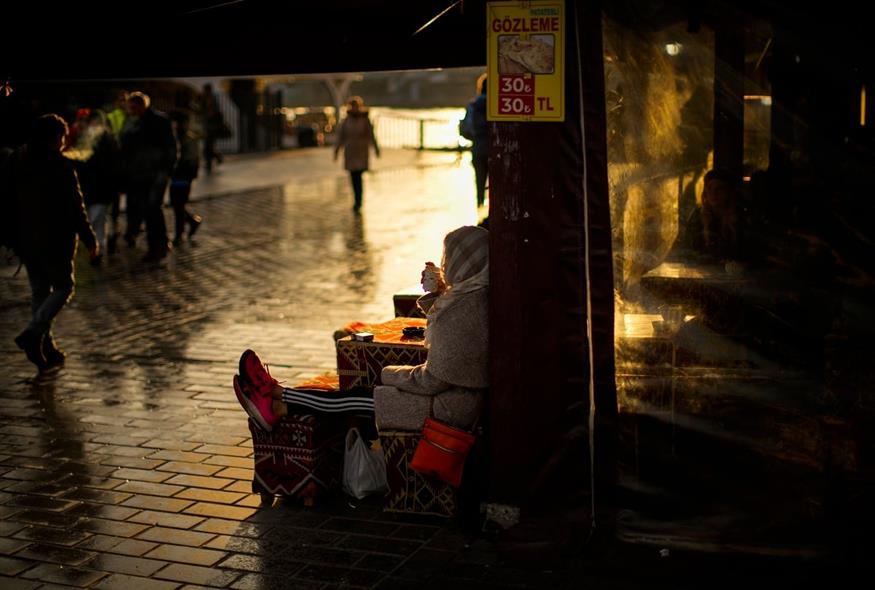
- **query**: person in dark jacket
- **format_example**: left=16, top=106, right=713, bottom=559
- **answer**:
left=169, top=111, right=202, bottom=246
left=120, top=91, right=177, bottom=262
left=10, top=114, right=98, bottom=370
left=460, top=74, right=488, bottom=208
left=78, top=109, right=121, bottom=265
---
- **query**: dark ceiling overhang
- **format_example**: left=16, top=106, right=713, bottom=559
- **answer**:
left=6, top=0, right=488, bottom=80
left=5, top=0, right=873, bottom=81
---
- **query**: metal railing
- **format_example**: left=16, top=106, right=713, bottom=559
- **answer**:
left=372, top=113, right=470, bottom=151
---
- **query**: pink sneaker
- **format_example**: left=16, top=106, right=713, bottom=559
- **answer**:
left=233, top=374, right=279, bottom=432
left=239, top=349, right=280, bottom=397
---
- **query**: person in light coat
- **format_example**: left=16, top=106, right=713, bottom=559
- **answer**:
left=375, top=225, right=489, bottom=431
left=333, top=96, right=380, bottom=212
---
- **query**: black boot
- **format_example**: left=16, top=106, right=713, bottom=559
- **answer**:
left=42, top=334, right=66, bottom=367
left=188, top=214, right=202, bottom=239
left=14, top=330, right=47, bottom=371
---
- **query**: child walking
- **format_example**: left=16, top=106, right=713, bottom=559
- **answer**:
left=169, top=112, right=202, bottom=246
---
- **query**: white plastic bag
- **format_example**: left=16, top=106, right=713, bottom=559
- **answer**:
left=342, top=427, right=387, bottom=499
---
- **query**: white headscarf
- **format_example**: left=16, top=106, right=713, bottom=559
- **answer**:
left=428, top=225, right=489, bottom=326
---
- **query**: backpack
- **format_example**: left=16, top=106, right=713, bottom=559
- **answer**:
left=459, top=103, right=475, bottom=141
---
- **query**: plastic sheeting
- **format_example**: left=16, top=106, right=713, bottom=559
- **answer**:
left=603, top=6, right=875, bottom=559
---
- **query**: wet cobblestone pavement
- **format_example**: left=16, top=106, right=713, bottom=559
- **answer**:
left=0, top=149, right=572, bottom=589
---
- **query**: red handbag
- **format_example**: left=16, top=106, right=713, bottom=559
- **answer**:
left=409, top=417, right=477, bottom=487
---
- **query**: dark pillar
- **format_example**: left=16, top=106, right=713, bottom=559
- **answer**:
left=487, top=0, right=615, bottom=527
left=230, top=79, right=257, bottom=152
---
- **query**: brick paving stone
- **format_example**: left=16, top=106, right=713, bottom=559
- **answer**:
left=154, top=462, right=223, bottom=477
left=111, top=468, right=176, bottom=484
left=163, top=474, right=235, bottom=490
left=112, top=540, right=165, bottom=559
left=140, top=440, right=201, bottom=452
left=184, top=435, right=248, bottom=447
left=120, top=496, right=195, bottom=513
left=92, top=445, right=151, bottom=458
left=388, top=548, right=461, bottom=581
left=0, top=506, right=22, bottom=519
left=215, top=553, right=304, bottom=574
left=318, top=518, right=400, bottom=537
left=230, top=573, right=324, bottom=590
left=142, top=544, right=227, bottom=567
left=0, top=481, right=57, bottom=497
left=389, top=525, right=441, bottom=542
left=193, top=519, right=266, bottom=538
left=0, top=556, right=35, bottom=576
left=7, top=509, right=79, bottom=528
left=371, top=580, right=422, bottom=590
left=182, top=502, right=258, bottom=521
left=94, top=573, right=181, bottom=590
left=99, top=457, right=165, bottom=471
left=0, top=577, right=42, bottom=590
left=12, top=525, right=93, bottom=546
left=200, top=456, right=252, bottom=469
left=190, top=444, right=251, bottom=458
left=84, top=554, right=169, bottom=577
left=66, top=503, right=141, bottom=521
left=212, top=528, right=289, bottom=554
left=212, top=467, right=253, bottom=480
left=174, top=488, right=246, bottom=505
left=146, top=450, right=209, bottom=464
left=337, top=536, right=423, bottom=556
left=75, top=518, right=151, bottom=538
left=58, top=487, right=134, bottom=505
left=0, top=521, right=28, bottom=536
left=135, top=527, right=217, bottom=547
left=202, top=535, right=267, bottom=555
left=2, top=469, right=58, bottom=482
left=354, top=553, right=407, bottom=572
left=19, top=563, right=107, bottom=587
left=14, top=543, right=96, bottom=567
left=59, top=475, right=127, bottom=491
left=234, top=495, right=262, bottom=508
left=152, top=563, right=241, bottom=587
left=294, top=564, right=385, bottom=587
left=115, top=481, right=186, bottom=497
left=127, top=511, right=205, bottom=530
left=277, top=545, right=366, bottom=567
left=90, top=435, right=151, bottom=447
left=221, top=481, right=254, bottom=495
left=76, top=534, right=146, bottom=554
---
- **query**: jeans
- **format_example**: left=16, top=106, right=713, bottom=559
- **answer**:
left=169, top=181, right=196, bottom=240
left=24, top=256, right=74, bottom=337
left=128, top=176, right=169, bottom=255
left=87, top=203, right=108, bottom=251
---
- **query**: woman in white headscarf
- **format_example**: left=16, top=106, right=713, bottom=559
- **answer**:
left=375, top=225, right=489, bottom=431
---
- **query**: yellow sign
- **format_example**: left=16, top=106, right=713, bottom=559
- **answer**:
left=487, top=0, right=564, bottom=122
